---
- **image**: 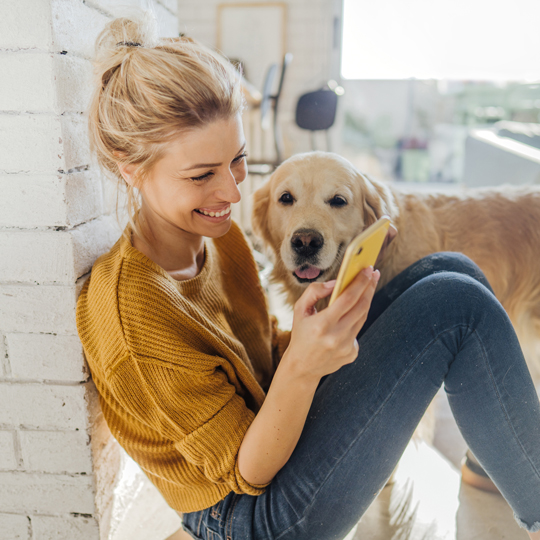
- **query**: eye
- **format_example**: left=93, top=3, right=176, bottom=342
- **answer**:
left=278, top=192, right=294, bottom=205
left=232, top=152, right=247, bottom=164
left=191, top=172, right=213, bottom=182
left=329, top=195, right=348, bottom=208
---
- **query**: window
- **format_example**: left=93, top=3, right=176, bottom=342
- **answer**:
left=341, top=0, right=540, bottom=80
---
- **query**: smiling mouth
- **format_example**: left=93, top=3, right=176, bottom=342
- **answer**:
left=194, top=206, right=231, bottom=218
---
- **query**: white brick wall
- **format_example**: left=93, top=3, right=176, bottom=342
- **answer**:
left=0, top=472, right=95, bottom=514
left=0, top=0, right=52, bottom=50
left=7, top=334, right=87, bottom=381
left=19, top=431, right=92, bottom=473
left=0, top=431, right=18, bottom=470
left=0, top=115, right=90, bottom=174
left=32, top=515, right=99, bottom=540
left=0, top=0, right=178, bottom=538
left=0, top=173, right=103, bottom=229
left=0, top=513, right=30, bottom=540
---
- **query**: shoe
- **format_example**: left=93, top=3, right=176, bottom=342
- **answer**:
left=460, top=451, right=500, bottom=494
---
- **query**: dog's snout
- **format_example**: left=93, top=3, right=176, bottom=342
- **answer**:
left=290, top=229, right=324, bottom=257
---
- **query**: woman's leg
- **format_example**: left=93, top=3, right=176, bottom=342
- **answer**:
left=361, top=251, right=495, bottom=337
left=366, top=253, right=499, bottom=490
left=228, top=256, right=540, bottom=539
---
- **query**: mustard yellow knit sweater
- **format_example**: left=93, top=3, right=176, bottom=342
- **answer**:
left=76, top=221, right=290, bottom=512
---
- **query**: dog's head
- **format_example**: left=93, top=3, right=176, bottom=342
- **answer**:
left=252, top=152, right=397, bottom=300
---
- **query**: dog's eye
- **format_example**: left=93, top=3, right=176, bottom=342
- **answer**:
left=279, top=192, right=294, bottom=205
left=329, top=195, right=348, bottom=208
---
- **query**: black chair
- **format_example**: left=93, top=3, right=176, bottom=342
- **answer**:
left=295, top=86, right=339, bottom=151
left=248, top=53, right=293, bottom=175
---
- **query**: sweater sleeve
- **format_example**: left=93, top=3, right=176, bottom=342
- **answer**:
left=109, top=353, right=270, bottom=495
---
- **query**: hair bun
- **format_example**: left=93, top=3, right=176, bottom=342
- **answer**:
left=93, top=11, right=158, bottom=89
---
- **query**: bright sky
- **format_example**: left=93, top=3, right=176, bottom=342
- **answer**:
left=341, top=0, right=540, bottom=80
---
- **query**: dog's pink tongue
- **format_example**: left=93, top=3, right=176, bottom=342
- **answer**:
left=294, top=265, right=321, bottom=280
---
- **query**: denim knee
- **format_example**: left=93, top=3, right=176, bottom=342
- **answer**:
left=408, top=269, right=500, bottom=329
left=407, top=252, right=494, bottom=294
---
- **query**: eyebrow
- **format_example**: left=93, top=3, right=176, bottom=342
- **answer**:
left=181, top=142, right=246, bottom=171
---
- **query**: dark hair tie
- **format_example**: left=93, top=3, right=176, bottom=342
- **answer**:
left=117, top=41, right=142, bottom=47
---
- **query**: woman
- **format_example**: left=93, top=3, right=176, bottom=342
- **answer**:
left=77, top=14, right=540, bottom=540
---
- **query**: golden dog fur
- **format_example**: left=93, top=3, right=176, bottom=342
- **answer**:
left=252, top=151, right=540, bottom=383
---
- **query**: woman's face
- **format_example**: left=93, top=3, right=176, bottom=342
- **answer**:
left=138, top=114, right=247, bottom=240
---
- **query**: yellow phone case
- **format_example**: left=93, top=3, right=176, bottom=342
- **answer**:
left=328, top=216, right=391, bottom=305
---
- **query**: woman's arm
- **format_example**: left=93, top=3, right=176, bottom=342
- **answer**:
left=238, top=267, right=380, bottom=485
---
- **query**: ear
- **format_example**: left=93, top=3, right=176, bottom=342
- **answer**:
left=251, top=178, right=273, bottom=248
left=116, top=161, right=139, bottom=187
left=360, top=173, right=394, bottom=226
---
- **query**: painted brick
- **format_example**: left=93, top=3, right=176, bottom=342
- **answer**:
left=0, top=175, right=66, bottom=228
left=0, top=53, right=92, bottom=113
left=6, top=334, right=87, bottom=382
left=0, top=115, right=89, bottom=175
left=66, top=171, right=105, bottom=227
left=0, top=0, right=52, bottom=50
left=0, top=514, right=29, bottom=540
left=61, top=115, right=91, bottom=172
left=0, top=172, right=102, bottom=229
left=50, top=0, right=110, bottom=58
left=19, top=430, right=92, bottom=473
left=0, top=53, right=55, bottom=112
left=32, top=514, right=99, bottom=540
left=0, top=215, right=119, bottom=285
left=0, top=43, right=92, bottom=114
left=0, top=284, right=78, bottom=334
left=55, top=55, right=94, bottom=113
left=71, top=215, right=122, bottom=280
left=0, top=472, right=95, bottom=514
left=0, top=231, right=73, bottom=284
left=0, top=383, right=90, bottom=430
left=0, top=334, right=7, bottom=377
left=0, top=431, right=18, bottom=470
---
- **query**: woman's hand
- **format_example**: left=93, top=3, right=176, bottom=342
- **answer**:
left=282, top=266, right=380, bottom=383
left=238, top=266, right=379, bottom=485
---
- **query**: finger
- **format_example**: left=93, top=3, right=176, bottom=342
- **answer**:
left=337, top=270, right=380, bottom=334
left=349, top=272, right=379, bottom=334
left=326, top=266, right=374, bottom=320
left=295, top=280, right=337, bottom=318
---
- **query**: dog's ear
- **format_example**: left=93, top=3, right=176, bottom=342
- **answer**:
left=251, top=178, right=273, bottom=247
left=360, top=173, right=395, bottom=226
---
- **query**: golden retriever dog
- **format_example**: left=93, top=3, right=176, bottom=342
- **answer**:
left=251, top=151, right=540, bottom=384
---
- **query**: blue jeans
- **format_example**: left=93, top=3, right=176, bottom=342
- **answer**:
left=182, top=253, right=540, bottom=539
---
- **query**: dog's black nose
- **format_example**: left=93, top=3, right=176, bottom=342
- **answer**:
left=291, top=229, right=324, bottom=257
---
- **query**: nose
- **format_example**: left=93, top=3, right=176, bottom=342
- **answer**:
left=218, top=170, right=242, bottom=204
left=290, top=229, right=324, bottom=257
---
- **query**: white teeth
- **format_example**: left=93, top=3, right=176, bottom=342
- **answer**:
left=197, top=206, right=231, bottom=217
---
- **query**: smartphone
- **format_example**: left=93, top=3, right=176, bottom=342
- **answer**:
left=328, top=215, right=391, bottom=306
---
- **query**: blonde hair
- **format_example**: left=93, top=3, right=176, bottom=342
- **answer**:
left=88, top=11, right=245, bottom=238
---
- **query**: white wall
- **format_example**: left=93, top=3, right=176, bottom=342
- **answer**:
left=0, top=1, right=177, bottom=538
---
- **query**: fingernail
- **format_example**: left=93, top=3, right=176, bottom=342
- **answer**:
left=323, top=280, right=336, bottom=289
left=362, top=266, right=373, bottom=277
left=373, top=270, right=380, bottom=282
